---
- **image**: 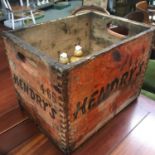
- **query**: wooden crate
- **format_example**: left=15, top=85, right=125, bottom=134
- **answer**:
left=3, top=12, right=155, bottom=154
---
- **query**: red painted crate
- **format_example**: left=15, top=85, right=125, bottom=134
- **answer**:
left=3, top=12, right=155, bottom=154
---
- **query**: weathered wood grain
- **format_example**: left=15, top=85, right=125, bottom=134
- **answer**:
left=0, top=117, right=39, bottom=154
left=6, top=95, right=155, bottom=155
left=0, top=68, right=17, bottom=116
left=111, top=113, right=155, bottom=155
left=14, top=14, right=91, bottom=60
left=8, top=133, right=62, bottom=155
left=3, top=12, right=154, bottom=154
left=0, top=108, right=27, bottom=134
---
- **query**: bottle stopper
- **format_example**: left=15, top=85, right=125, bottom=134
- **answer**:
left=75, top=45, right=82, bottom=51
left=59, top=52, right=69, bottom=64
left=74, top=45, right=83, bottom=57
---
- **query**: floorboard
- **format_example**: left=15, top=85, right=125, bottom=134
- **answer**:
left=73, top=99, right=150, bottom=155
left=0, top=119, right=39, bottom=154
left=2, top=95, right=154, bottom=155
left=111, top=113, right=155, bottom=155
left=0, top=68, right=17, bottom=116
left=8, top=133, right=62, bottom=155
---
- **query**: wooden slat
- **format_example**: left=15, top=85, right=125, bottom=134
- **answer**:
left=8, top=96, right=152, bottom=155
left=111, top=113, right=155, bottom=155
left=0, top=34, right=18, bottom=115
left=8, top=133, right=62, bottom=155
left=0, top=33, right=9, bottom=72
left=0, top=108, right=28, bottom=134
left=0, top=68, right=17, bottom=117
left=0, top=119, right=39, bottom=154
left=0, top=51, right=9, bottom=72
left=73, top=100, right=149, bottom=155
left=0, top=106, right=37, bottom=154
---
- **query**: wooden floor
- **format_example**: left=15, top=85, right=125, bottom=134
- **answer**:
left=1, top=56, right=155, bottom=155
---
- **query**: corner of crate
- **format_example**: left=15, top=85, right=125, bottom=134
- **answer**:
left=52, top=67, right=75, bottom=153
left=59, top=137, right=76, bottom=155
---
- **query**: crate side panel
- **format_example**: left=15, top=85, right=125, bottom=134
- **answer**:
left=3, top=38, right=67, bottom=150
left=14, top=15, right=91, bottom=60
left=68, top=33, right=152, bottom=149
left=91, top=13, right=148, bottom=35
left=89, top=14, right=149, bottom=53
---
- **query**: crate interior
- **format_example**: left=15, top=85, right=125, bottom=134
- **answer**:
left=13, top=12, right=149, bottom=62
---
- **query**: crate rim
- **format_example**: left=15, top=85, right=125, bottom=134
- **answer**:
left=2, top=12, right=155, bottom=73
